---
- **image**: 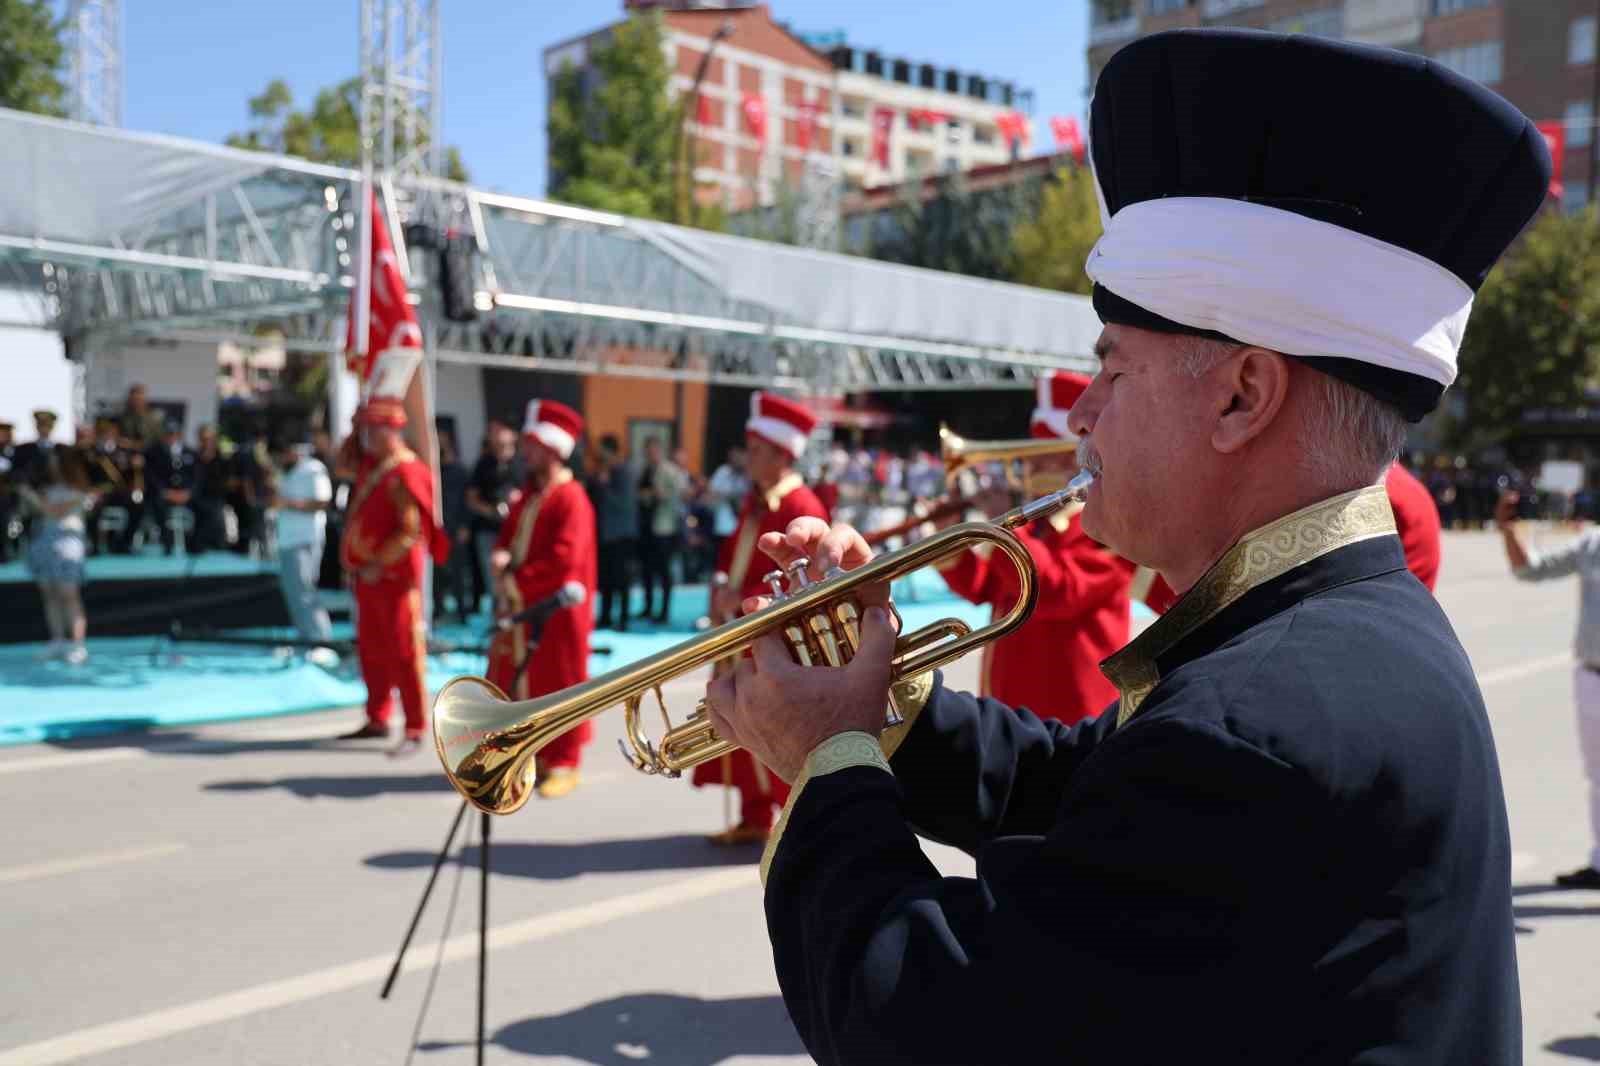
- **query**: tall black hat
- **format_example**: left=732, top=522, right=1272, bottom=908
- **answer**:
left=1086, top=29, right=1551, bottom=420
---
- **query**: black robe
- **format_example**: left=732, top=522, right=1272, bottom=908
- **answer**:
left=763, top=530, right=1519, bottom=1065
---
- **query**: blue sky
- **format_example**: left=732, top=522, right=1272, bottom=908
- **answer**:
left=119, top=1, right=1089, bottom=196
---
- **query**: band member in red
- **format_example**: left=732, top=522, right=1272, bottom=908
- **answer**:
left=338, top=396, right=447, bottom=756
left=938, top=371, right=1136, bottom=724
left=692, top=392, right=827, bottom=844
left=1385, top=461, right=1442, bottom=591
left=487, top=399, right=597, bottom=799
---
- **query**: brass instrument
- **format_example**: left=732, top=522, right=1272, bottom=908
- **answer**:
left=433, top=472, right=1096, bottom=815
left=939, top=424, right=1079, bottom=485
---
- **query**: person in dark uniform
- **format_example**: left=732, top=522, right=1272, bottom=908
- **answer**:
left=143, top=419, right=199, bottom=554
left=0, top=420, right=17, bottom=563
left=704, top=31, right=1546, bottom=1065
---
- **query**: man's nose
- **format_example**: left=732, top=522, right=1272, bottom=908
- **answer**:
left=1066, top=384, right=1103, bottom=437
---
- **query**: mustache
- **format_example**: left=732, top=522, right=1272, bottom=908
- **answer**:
left=1077, top=437, right=1102, bottom=477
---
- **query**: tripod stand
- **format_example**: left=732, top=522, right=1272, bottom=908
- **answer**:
left=380, top=621, right=551, bottom=1064
left=381, top=798, right=491, bottom=1065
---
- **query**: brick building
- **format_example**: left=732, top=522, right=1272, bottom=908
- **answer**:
left=546, top=3, right=1034, bottom=210
left=1087, top=0, right=1597, bottom=212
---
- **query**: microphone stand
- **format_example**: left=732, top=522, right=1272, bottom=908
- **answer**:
left=381, top=612, right=553, bottom=1065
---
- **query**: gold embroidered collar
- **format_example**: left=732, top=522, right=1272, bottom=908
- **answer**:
left=1100, top=484, right=1396, bottom=728
left=760, top=472, right=804, bottom=512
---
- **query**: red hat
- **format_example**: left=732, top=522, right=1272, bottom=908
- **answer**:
left=1030, top=371, right=1090, bottom=440
left=745, top=391, right=817, bottom=459
left=355, top=397, right=408, bottom=428
left=522, top=399, right=583, bottom=460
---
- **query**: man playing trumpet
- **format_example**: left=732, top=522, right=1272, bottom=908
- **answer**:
left=936, top=370, right=1135, bottom=724
left=705, top=29, right=1541, bottom=1064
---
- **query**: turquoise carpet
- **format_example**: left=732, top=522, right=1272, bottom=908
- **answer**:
left=0, top=570, right=1024, bottom=747
left=0, top=551, right=277, bottom=584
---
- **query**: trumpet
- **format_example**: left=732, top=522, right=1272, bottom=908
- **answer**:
left=433, top=471, right=1096, bottom=815
left=940, top=424, right=1078, bottom=485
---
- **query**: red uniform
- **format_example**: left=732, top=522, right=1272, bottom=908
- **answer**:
left=691, top=473, right=829, bottom=830
left=1386, top=462, right=1442, bottom=591
left=341, top=450, right=441, bottom=738
left=940, top=508, right=1135, bottom=724
left=487, top=470, right=598, bottom=770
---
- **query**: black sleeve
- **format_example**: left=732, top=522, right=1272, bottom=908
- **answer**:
left=764, top=705, right=1322, bottom=1066
left=887, top=673, right=1115, bottom=854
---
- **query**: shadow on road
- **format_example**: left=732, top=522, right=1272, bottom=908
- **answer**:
left=417, top=992, right=803, bottom=1065
left=1546, top=1035, right=1600, bottom=1061
left=366, top=834, right=758, bottom=878
left=206, top=771, right=452, bottom=799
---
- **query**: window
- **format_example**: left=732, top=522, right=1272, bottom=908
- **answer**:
left=1271, top=8, right=1342, bottom=39
left=1572, top=16, right=1597, bottom=65
left=1092, top=0, right=1135, bottom=24
left=841, top=137, right=859, bottom=158
left=973, top=124, right=995, bottom=145
left=841, top=95, right=866, bottom=119
left=919, top=63, right=937, bottom=89
left=1432, top=41, right=1502, bottom=85
left=1567, top=100, right=1593, bottom=148
left=1565, top=181, right=1589, bottom=215
left=1147, top=0, right=1187, bottom=11
left=1431, top=0, right=1491, bottom=13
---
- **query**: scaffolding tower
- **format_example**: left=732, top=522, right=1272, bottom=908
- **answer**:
left=65, top=0, right=122, bottom=127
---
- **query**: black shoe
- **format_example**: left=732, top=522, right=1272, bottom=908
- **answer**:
left=338, top=723, right=389, bottom=740
left=1555, top=865, right=1600, bottom=889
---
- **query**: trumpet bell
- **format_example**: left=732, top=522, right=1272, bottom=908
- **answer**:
left=940, top=423, right=1078, bottom=484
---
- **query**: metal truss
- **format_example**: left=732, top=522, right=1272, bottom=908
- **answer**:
left=66, top=0, right=121, bottom=127
left=360, top=0, right=441, bottom=180
left=0, top=115, right=1095, bottom=393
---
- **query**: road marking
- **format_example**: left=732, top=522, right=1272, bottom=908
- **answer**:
left=1477, top=653, right=1572, bottom=688
left=0, top=748, right=144, bottom=776
left=0, top=843, right=186, bottom=886
left=0, top=866, right=757, bottom=1066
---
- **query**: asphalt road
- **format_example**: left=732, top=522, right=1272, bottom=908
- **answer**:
left=2, top=528, right=1598, bottom=1065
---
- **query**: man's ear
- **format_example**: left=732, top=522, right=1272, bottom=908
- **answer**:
left=1212, top=347, right=1290, bottom=455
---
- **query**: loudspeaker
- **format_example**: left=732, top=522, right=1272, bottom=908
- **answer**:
left=439, top=235, right=478, bottom=323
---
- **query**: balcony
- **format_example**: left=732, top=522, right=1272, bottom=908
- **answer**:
left=1202, top=0, right=1265, bottom=16
left=1089, top=14, right=1141, bottom=44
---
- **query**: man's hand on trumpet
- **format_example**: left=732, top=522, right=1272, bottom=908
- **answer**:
left=703, top=517, right=898, bottom=783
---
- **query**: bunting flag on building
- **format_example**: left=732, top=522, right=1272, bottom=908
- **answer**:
left=871, top=106, right=894, bottom=168
left=697, top=94, right=714, bottom=128
left=345, top=187, right=422, bottom=384
left=908, top=108, right=950, bottom=130
left=1536, top=120, right=1566, bottom=199
left=796, top=98, right=822, bottom=151
left=995, top=111, right=1031, bottom=151
left=742, top=92, right=768, bottom=147
left=1049, top=115, right=1086, bottom=163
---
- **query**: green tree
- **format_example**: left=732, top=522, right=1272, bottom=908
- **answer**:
left=1009, top=164, right=1102, bottom=295
left=0, top=0, right=66, bottom=116
left=867, top=167, right=1037, bottom=280
left=225, top=77, right=469, bottom=181
left=1452, top=207, right=1600, bottom=449
left=547, top=12, right=719, bottom=227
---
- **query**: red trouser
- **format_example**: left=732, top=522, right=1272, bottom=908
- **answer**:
left=486, top=628, right=592, bottom=771
left=355, top=581, right=428, bottom=738
left=694, top=750, right=792, bottom=830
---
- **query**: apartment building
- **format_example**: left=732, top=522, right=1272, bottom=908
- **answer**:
left=1087, top=0, right=1596, bottom=211
left=545, top=3, right=1034, bottom=209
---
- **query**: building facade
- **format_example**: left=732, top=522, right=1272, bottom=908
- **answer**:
left=1088, top=0, right=1597, bottom=213
left=546, top=3, right=1035, bottom=211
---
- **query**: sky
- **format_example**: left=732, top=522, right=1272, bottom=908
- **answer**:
left=118, top=1, right=1090, bottom=197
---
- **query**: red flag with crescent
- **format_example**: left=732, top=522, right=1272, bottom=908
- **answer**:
left=345, top=187, right=423, bottom=383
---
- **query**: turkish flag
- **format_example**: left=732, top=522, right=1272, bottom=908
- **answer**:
left=871, top=107, right=894, bottom=167
left=344, top=187, right=449, bottom=566
left=345, top=187, right=422, bottom=383
left=1050, top=116, right=1085, bottom=163
left=742, top=92, right=767, bottom=147
left=1536, top=120, right=1566, bottom=199
left=996, top=111, right=1030, bottom=150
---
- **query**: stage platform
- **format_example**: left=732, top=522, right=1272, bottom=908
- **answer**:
left=0, top=551, right=290, bottom=643
left=1, top=571, right=1044, bottom=747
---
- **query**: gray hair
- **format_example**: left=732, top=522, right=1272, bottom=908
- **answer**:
left=1175, top=337, right=1405, bottom=490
